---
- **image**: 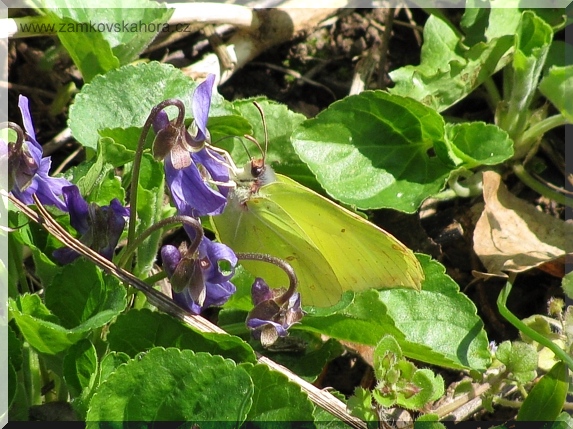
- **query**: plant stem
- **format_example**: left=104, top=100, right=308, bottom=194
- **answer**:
left=118, top=214, right=203, bottom=269
left=512, top=163, right=573, bottom=208
left=143, top=270, right=167, bottom=285
left=237, top=252, right=298, bottom=306
left=23, top=344, right=42, bottom=406
left=448, top=170, right=483, bottom=198
left=431, top=188, right=459, bottom=201
left=219, top=322, right=249, bottom=336
left=482, top=76, right=501, bottom=112
left=497, top=280, right=573, bottom=372
left=494, top=397, right=522, bottom=408
left=126, top=99, right=185, bottom=270
left=518, top=113, right=569, bottom=151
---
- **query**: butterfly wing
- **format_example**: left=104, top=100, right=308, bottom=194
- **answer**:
left=212, top=174, right=424, bottom=307
left=268, top=175, right=424, bottom=300
left=212, top=185, right=345, bottom=306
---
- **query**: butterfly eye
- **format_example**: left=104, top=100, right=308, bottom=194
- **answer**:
left=250, top=159, right=265, bottom=178
left=251, top=165, right=264, bottom=178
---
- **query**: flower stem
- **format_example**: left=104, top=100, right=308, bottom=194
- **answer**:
left=219, top=322, right=249, bottom=336
left=497, top=279, right=573, bottom=372
left=126, top=99, right=186, bottom=269
left=447, top=170, right=483, bottom=198
left=517, top=113, right=569, bottom=156
left=237, top=252, right=298, bottom=306
left=512, top=163, right=573, bottom=208
left=143, top=270, right=168, bottom=285
left=482, top=76, right=501, bottom=112
left=119, top=214, right=203, bottom=269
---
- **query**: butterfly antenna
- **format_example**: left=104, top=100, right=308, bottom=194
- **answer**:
left=238, top=136, right=254, bottom=160
left=243, top=134, right=263, bottom=161
left=252, top=101, right=269, bottom=164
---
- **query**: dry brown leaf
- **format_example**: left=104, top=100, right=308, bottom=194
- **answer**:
left=473, top=171, right=573, bottom=276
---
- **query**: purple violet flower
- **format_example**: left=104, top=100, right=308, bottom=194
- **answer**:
left=161, top=236, right=237, bottom=315
left=246, top=278, right=304, bottom=347
left=53, top=185, right=130, bottom=264
left=153, top=74, right=230, bottom=217
left=6, top=95, right=72, bottom=211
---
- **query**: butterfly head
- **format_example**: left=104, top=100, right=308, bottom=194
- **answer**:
left=232, top=158, right=276, bottom=193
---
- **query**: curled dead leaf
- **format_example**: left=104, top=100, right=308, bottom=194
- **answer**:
left=473, top=171, right=573, bottom=276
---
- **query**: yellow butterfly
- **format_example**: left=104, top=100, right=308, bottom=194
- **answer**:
left=211, top=155, right=424, bottom=307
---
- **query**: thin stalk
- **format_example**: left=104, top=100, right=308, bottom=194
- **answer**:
left=236, top=252, right=298, bottom=306
left=219, top=322, right=249, bottom=336
left=518, top=113, right=569, bottom=152
left=431, top=188, right=459, bottom=201
left=512, top=163, right=573, bottom=208
left=143, top=270, right=168, bottom=285
left=494, top=397, right=523, bottom=408
left=126, top=99, right=185, bottom=269
left=23, top=344, right=42, bottom=406
left=118, top=214, right=203, bottom=269
left=482, top=76, right=501, bottom=112
left=497, top=279, right=573, bottom=372
left=38, top=355, right=58, bottom=403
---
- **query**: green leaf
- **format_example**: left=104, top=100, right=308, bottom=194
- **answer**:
left=373, top=335, right=402, bottom=369
left=545, top=41, right=573, bottom=71
left=462, top=3, right=523, bottom=43
left=54, top=16, right=120, bottom=83
left=369, top=336, right=444, bottom=411
left=242, top=363, right=315, bottom=421
left=9, top=260, right=126, bottom=355
left=553, top=412, right=573, bottom=429
left=378, top=255, right=491, bottom=371
left=517, top=361, right=569, bottom=421
left=133, top=153, right=164, bottom=274
left=86, top=348, right=254, bottom=421
left=313, top=391, right=348, bottom=427
left=9, top=294, right=84, bottom=354
left=69, top=62, right=206, bottom=150
left=8, top=361, right=18, bottom=409
left=399, top=369, right=444, bottom=410
left=97, top=131, right=142, bottom=166
left=63, top=339, right=98, bottom=398
left=414, top=414, right=447, bottom=429
left=43, top=4, right=172, bottom=82
left=298, top=289, right=406, bottom=348
left=208, top=114, right=254, bottom=145
left=63, top=339, right=98, bottom=418
left=496, top=340, right=538, bottom=383
left=438, top=122, right=514, bottom=169
left=68, top=142, right=126, bottom=206
left=564, top=272, right=573, bottom=302
left=98, top=351, right=130, bottom=385
left=498, top=11, right=554, bottom=140
left=221, top=265, right=258, bottom=312
left=44, top=258, right=127, bottom=329
left=7, top=233, right=24, bottom=300
left=347, top=387, right=377, bottom=422
left=539, top=65, right=573, bottom=122
left=389, top=14, right=513, bottom=112
left=299, top=255, right=490, bottom=371
left=292, top=91, right=450, bottom=213
left=8, top=324, right=23, bottom=372
left=107, top=309, right=256, bottom=363
left=256, top=335, right=344, bottom=382
left=11, top=219, right=60, bottom=288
